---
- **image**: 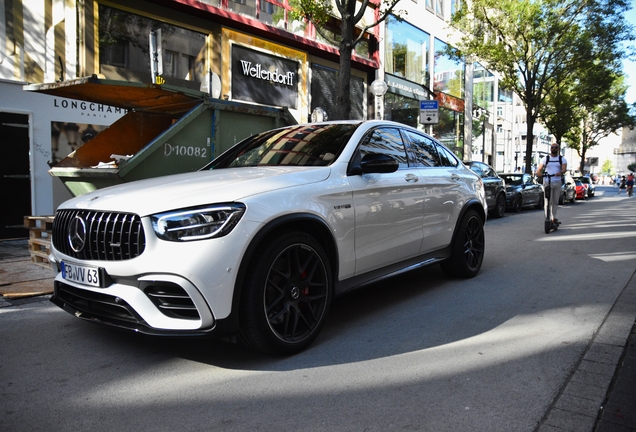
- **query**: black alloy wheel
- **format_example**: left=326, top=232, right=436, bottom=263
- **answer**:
left=441, top=210, right=485, bottom=278
left=239, top=231, right=332, bottom=355
left=492, top=194, right=506, bottom=218
left=536, top=193, right=545, bottom=210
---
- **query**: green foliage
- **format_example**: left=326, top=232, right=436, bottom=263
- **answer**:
left=601, top=159, right=613, bottom=175
left=288, top=0, right=332, bottom=28
left=291, top=0, right=405, bottom=119
left=628, top=163, right=636, bottom=173
left=450, top=0, right=634, bottom=172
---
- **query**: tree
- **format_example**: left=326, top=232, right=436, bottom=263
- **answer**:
left=564, top=76, right=636, bottom=173
left=601, top=159, right=613, bottom=175
left=290, top=0, right=404, bottom=119
left=450, top=0, right=634, bottom=174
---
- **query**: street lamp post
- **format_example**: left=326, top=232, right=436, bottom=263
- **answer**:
left=370, top=79, right=388, bottom=120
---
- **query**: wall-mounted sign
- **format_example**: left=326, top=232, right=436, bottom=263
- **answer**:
left=232, top=45, right=299, bottom=109
left=420, top=100, right=439, bottom=124
left=385, top=73, right=433, bottom=100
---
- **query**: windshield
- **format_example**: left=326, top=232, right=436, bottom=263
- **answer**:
left=205, top=123, right=360, bottom=169
left=501, top=175, right=523, bottom=186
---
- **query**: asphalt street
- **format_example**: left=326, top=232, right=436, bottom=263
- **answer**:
left=0, top=185, right=635, bottom=432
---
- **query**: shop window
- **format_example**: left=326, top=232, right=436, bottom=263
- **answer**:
left=310, top=64, right=364, bottom=121
left=98, top=5, right=207, bottom=88
left=384, top=93, right=420, bottom=129
left=164, top=50, right=178, bottom=77
left=432, top=107, right=464, bottom=159
left=433, top=39, right=464, bottom=99
left=385, top=17, right=430, bottom=86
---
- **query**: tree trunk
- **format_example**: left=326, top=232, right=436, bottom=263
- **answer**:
left=332, top=7, right=355, bottom=120
left=525, top=111, right=535, bottom=174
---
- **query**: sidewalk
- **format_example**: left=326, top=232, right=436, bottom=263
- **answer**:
left=537, top=268, right=636, bottom=432
left=0, top=239, right=635, bottom=431
left=0, top=238, right=54, bottom=302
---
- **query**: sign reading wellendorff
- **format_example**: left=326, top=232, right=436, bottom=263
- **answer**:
left=239, top=61, right=295, bottom=86
left=232, top=45, right=299, bottom=109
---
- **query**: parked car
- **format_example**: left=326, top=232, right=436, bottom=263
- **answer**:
left=574, top=179, right=588, bottom=199
left=576, top=176, right=596, bottom=197
left=499, top=173, right=544, bottom=212
left=560, top=173, right=577, bottom=204
left=49, top=120, right=487, bottom=355
left=466, top=161, right=506, bottom=218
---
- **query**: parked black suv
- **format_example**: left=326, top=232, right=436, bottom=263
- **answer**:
left=466, top=161, right=506, bottom=218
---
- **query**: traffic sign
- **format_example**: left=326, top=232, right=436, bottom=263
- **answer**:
left=420, top=100, right=439, bottom=124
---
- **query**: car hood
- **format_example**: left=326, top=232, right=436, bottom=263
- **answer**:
left=58, top=166, right=332, bottom=215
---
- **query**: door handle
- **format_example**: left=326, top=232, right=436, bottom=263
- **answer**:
left=451, top=174, right=461, bottom=181
left=405, top=173, right=419, bottom=183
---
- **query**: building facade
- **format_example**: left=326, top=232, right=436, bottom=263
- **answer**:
left=1, top=0, right=547, bottom=238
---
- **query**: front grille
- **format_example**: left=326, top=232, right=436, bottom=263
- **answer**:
left=53, top=209, right=146, bottom=261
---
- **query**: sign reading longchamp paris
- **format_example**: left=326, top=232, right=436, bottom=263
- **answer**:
left=232, top=45, right=299, bottom=109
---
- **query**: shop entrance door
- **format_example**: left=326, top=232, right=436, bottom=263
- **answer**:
left=0, top=113, right=30, bottom=239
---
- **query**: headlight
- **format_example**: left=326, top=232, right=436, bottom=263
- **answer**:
left=151, top=203, right=246, bottom=242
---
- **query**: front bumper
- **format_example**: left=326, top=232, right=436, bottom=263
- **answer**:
left=48, top=217, right=260, bottom=335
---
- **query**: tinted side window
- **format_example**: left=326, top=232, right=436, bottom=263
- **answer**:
left=484, top=166, right=496, bottom=178
left=359, top=127, right=409, bottom=169
left=404, top=131, right=441, bottom=167
left=436, top=144, right=459, bottom=167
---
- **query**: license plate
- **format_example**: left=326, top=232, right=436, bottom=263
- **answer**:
left=61, top=261, right=101, bottom=287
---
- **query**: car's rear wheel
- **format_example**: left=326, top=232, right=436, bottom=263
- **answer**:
left=239, top=231, right=332, bottom=355
left=492, top=193, right=506, bottom=218
left=440, top=210, right=485, bottom=279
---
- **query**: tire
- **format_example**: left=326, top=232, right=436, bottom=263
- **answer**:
left=440, top=210, right=485, bottom=279
left=535, top=192, right=545, bottom=210
left=492, top=193, right=506, bottom=218
left=239, top=231, right=332, bottom=355
left=558, top=191, right=564, bottom=205
left=512, top=194, right=522, bottom=213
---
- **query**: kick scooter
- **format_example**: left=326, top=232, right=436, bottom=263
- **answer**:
left=543, top=174, right=560, bottom=234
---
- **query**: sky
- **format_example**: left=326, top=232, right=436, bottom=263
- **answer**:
left=623, top=6, right=636, bottom=105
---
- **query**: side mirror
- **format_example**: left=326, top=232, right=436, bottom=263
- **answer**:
left=360, top=153, right=399, bottom=174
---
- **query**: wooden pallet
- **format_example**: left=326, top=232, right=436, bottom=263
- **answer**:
left=24, top=216, right=55, bottom=268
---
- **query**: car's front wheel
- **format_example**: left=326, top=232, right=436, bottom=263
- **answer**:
left=440, top=210, right=485, bottom=279
left=535, top=192, right=545, bottom=209
left=239, top=231, right=332, bottom=355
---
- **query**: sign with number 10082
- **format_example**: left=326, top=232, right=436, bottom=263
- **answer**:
left=164, top=143, right=208, bottom=158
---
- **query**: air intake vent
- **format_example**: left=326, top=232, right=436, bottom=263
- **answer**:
left=144, top=284, right=200, bottom=320
left=53, top=210, right=146, bottom=261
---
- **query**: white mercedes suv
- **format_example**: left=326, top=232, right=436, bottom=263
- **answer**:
left=50, top=120, right=487, bottom=355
